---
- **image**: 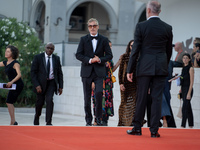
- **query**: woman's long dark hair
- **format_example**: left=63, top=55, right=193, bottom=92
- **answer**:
left=125, top=40, right=134, bottom=56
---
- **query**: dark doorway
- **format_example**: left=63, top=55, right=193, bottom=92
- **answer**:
left=138, top=9, right=146, bottom=22
left=70, top=6, right=86, bottom=30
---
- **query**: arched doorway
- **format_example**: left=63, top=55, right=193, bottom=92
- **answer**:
left=68, top=2, right=110, bottom=42
left=30, top=0, right=45, bottom=42
left=138, top=9, right=146, bottom=22
left=66, top=0, right=118, bottom=43
left=133, top=3, right=146, bottom=37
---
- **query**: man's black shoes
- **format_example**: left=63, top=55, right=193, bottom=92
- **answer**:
left=127, top=127, right=142, bottom=135
left=151, top=132, right=160, bottom=138
left=86, top=123, right=92, bottom=126
left=94, top=118, right=102, bottom=126
left=34, top=116, right=39, bottom=125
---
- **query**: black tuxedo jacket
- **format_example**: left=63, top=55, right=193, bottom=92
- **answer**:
left=127, top=17, right=173, bottom=76
left=76, top=34, right=113, bottom=78
left=31, top=53, right=63, bottom=94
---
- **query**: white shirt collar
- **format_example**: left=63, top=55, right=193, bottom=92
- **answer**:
left=147, top=16, right=159, bottom=20
left=45, top=52, right=52, bottom=58
left=90, top=33, right=98, bottom=37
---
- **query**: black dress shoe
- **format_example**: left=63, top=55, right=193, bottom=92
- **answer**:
left=34, top=116, right=39, bottom=125
left=151, top=132, right=160, bottom=138
left=94, top=118, right=102, bottom=126
left=127, top=128, right=142, bottom=135
left=102, top=121, right=108, bottom=126
left=86, top=123, right=92, bottom=126
left=46, top=123, right=53, bottom=126
left=13, top=121, right=18, bottom=125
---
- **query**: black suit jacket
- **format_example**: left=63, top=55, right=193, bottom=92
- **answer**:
left=76, top=34, right=113, bottom=77
left=31, top=53, right=63, bottom=94
left=127, top=17, right=173, bottom=76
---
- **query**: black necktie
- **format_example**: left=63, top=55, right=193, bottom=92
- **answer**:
left=91, top=36, right=98, bottom=40
left=47, top=57, right=50, bottom=79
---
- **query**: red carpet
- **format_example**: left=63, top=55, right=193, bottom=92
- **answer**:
left=0, top=126, right=199, bottom=150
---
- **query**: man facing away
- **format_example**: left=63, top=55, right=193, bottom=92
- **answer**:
left=31, top=42, right=63, bottom=125
left=76, top=18, right=113, bottom=126
left=126, top=1, right=173, bottom=137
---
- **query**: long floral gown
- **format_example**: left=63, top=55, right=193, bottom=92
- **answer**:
left=92, top=60, right=114, bottom=123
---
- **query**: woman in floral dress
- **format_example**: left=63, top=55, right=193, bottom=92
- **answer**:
left=92, top=40, right=121, bottom=126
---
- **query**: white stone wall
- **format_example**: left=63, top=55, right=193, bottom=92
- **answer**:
left=54, top=66, right=200, bottom=128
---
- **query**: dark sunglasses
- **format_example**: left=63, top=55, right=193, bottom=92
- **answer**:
left=46, top=47, right=54, bottom=50
left=88, top=25, right=98, bottom=28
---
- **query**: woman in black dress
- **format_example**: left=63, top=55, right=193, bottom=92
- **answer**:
left=172, top=53, right=194, bottom=128
left=180, top=53, right=194, bottom=128
left=0, top=45, right=24, bottom=125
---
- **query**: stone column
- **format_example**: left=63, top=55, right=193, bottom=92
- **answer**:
left=65, top=25, right=71, bottom=43
left=22, top=0, right=32, bottom=23
left=109, top=28, right=118, bottom=44
left=116, top=0, right=136, bottom=44
left=44, top=0, right=66, bottom=44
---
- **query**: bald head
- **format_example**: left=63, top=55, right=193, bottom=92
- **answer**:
left=45, top=42, right=55, bottom=56
left=174, top=42, right=183, bottom=52
left=146, top=1, right=161, bottom=18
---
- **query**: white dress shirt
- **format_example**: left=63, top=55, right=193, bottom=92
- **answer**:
left=45, top=52, right=54, bottom=79
left=89, top=33, right=99, bottom=64
left=91, top=34, right=98, bottom=52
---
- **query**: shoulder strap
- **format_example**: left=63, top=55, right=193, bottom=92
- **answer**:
left=107, top=61, right=113, bottom=76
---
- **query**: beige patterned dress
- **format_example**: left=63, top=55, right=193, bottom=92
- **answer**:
left=118, top=54, right=137, bottom=126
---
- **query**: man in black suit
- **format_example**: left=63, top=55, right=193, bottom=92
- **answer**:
left=31, top=42, right=63, bottom=125
left=76, top=18, right=113, bottom=126
left=126, top=1, right=173, bottom=137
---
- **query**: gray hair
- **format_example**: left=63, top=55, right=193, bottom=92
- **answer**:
left=87, top=18, right=99, bottom=25
left=147, top=0, right=161, bottom=14
left=46, top=42, right=54, bottom=47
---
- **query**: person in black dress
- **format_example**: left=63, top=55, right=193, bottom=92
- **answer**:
left=171, top=53, right=194, bottom=128
left=0, top=45, right=24, bottom=125
left=180, top=53, right=194, bottom=128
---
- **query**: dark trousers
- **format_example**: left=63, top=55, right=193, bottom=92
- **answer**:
left=147, top=86, right=176, bottom=128
left=82, top=72, right=103, bottom=124
left=163, top=82, right=176, bottom=127
left=146, top=93, right=152, bottom=127
left=133, top=76, right=166, bottom=133
left=181, top=87, right=194, bottom=127
left=35, top=80, right=56, bottom=124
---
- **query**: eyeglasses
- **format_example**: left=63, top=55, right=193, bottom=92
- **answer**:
left=46, top=47, right=54, bottom=50
left=88, top=25, right=98, bottom=28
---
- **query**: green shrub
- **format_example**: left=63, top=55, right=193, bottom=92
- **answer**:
left=0, top=18, right=44, bottom=107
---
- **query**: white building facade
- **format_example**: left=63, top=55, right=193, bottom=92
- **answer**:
left=1, top=0, right=200, bottom=63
